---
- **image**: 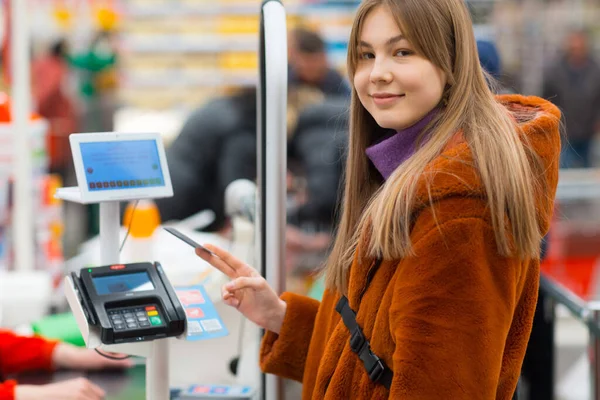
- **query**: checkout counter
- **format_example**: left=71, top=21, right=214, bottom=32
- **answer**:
left=14, top=366, right=146, bottom=400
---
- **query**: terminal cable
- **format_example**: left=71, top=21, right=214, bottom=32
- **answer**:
left=94, top=348, right=131, bottom=361
left=119, top=200, right=140, bottom=252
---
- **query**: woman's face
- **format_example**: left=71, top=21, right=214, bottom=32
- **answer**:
left=353, top=6, right=447, bottom=131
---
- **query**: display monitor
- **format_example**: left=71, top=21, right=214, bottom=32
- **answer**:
left=92, top=271, right=155, bottom=295
left=69, top=132, right=173, bottom=202
left=79, top=140, right=165, bottom=192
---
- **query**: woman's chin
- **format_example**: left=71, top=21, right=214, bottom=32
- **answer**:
left=374, top=118, right=407, bottom=131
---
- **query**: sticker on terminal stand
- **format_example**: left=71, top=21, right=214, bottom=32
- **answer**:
left=175, top=285, right=228, bottom=341
left=182, top=384, right=256, bottom=398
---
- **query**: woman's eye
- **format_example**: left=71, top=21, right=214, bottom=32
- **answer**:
left=359, top=52, right=375, bottom=60
left=395, top=49, right=413, bottom=57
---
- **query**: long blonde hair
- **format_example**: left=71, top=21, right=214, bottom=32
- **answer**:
left=325, top=0, right=547, bottom=294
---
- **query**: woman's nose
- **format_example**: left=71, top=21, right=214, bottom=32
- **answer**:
left=370, top=57, right=393, bottom=84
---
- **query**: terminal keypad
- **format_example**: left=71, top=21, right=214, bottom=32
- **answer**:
left=108, top=305, right=163, bottom=331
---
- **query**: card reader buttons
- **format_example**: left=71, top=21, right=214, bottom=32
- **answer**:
left=109, top=304, right=163, bottom=331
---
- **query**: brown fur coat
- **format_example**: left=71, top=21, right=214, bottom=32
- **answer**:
left=260, top=95, right=561, bottom=399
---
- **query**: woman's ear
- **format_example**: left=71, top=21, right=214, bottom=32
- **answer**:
left=434, top=64, right=450, bottom=107
left=439, top=63, right=455, bottom=88
left=441, top=69, right=450, bottom=89
left=441, top=83, right=452, bottom=106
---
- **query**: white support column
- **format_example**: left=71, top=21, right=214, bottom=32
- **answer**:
left=11, top=0, right=34, bottom=271
left=258, top=2, right=288, bottom=399
left=99, top=202, right=120, bottom=265
left=146, top=340, right=170, bottom=400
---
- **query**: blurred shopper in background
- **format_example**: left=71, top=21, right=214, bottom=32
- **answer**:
left=544, top=29, right=600, bottom=168
left=69, top=29, right=119, bottom=134
left=477, top=39, right=514, bottom=94
left=31, top=39, right=79, bottom=180
left=288, top=26, right=351, bottom=97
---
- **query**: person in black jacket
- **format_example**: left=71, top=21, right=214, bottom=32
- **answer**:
left=155, top=89, right=257, bottom=231
left=287, top=98, right=348, bottom=232
left=155, top=86, right=348, bottom=236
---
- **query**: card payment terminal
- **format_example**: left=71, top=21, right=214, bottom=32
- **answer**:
left=71, top=262, right=186, bottom=344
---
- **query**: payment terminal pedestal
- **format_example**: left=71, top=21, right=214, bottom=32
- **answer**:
left=57, top=132, right=177, bottom=400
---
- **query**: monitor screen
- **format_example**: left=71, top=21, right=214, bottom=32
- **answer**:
left=92, top=272, right=155, bottom=295
left=79, top=140, right=165, bottom=191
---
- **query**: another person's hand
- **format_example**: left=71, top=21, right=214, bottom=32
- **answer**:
left=52, top=343, right=133, bottom=371
left=15, top=378, right=105, bottom=400
left=195, top=245, right=287, bottom=334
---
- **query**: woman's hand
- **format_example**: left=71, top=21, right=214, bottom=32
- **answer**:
left=195, top=245, right=287, bottom=334
left=52, top=343, right=134, bottom=371
left=15, top=378, right=105, bottom=400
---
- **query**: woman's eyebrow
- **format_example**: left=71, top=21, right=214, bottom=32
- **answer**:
left=358, top=34, right=406, bottom=48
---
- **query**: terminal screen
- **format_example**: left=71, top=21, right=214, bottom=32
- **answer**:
left=93, top=272, right=155, bottom=295
left=79, top=140, right=165, bottom=191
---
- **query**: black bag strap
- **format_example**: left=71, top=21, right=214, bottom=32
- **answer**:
left=335, top=259, right=392, bottom=388
left=359, top=258, right=383, bottom=303
left=335, top=295, right=393, bottom=390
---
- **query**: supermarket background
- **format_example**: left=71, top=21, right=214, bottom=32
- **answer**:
left=0, top=0, right=600, bottom=399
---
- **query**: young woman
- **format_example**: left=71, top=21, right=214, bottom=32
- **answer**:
left=196, top=0, right=561, bottom=398
left=0, top=330, right=131, bottom=400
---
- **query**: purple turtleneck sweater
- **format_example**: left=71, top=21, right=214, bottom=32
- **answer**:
left=365, top=109, right=438, bottom=180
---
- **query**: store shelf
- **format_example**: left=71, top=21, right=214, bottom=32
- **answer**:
left=118, top=0, right=359, bottom=110
left=122, top=36, right=258, bottom=53
left=123, top=2, right=359, bottom=17
left=122, top=29, right=350, bottom=54
left=121, top=71, right=256, bottom=89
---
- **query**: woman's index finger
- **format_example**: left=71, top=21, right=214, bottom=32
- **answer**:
left=202, top=244, right=251, bottom=273
left=195, top=246, right=237, bottom=278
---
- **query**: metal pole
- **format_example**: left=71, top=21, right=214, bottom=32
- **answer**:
left=591, top=308, right=600, bottom=399
left=257, top=1, right=288, bottom=399
left=147, top=339, right=170, bottom=400
left=99, top=202, right=120, bottom=265
left=11, top=0, right=34, bottom=271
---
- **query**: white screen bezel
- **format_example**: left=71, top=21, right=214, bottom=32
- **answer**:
left=70, top=132, right=173, bottom=203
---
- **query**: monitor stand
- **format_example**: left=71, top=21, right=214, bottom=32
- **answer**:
left=55, top=187, right=83, bottom=203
